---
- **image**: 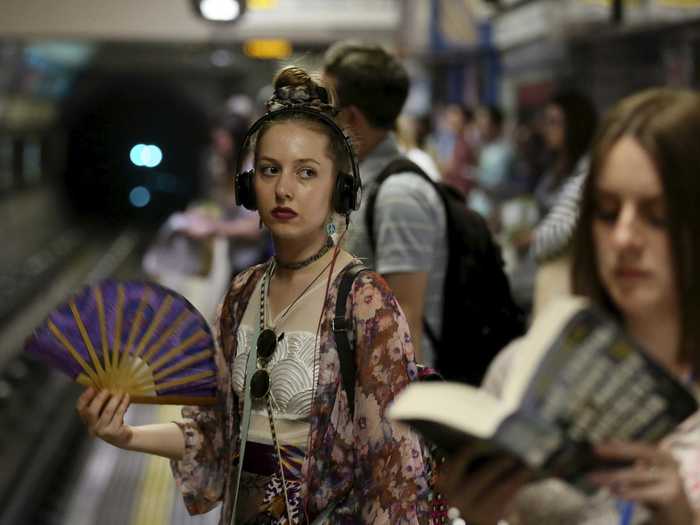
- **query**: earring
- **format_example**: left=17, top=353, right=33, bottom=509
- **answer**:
left=326, top=221, right=337, bottom=236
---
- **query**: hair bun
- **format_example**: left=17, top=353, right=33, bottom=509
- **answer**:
left=267, top=65, right=336, bottom=116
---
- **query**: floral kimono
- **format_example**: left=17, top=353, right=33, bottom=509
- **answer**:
left=171, top=262, right=434, bottom=524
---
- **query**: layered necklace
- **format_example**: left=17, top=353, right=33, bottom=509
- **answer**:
left=255, top=252, right=333, bottom=523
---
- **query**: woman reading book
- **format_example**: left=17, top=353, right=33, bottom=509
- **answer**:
left=75, top=65, right=433, bottom=524
left=438, top=88, right=700, bottom=524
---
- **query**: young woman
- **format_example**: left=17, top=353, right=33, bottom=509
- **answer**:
left=439, top=88, right=700, bottom=524
left=534, top=90, right=598, bottom=218
left=76, top=66, right=433, bottom=524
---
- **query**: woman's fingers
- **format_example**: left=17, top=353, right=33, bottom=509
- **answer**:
left=80, top=389, right=110, bottom=432
left=96, top=392, right=124, bottom=429
left=589, top=440, right=695, bottom=523
left=76, top=387, right=96, bottom=423
left=595, top=441, right=664, bottom=464
left=105, top=394, right=130, bottom=433
left=76, top=386, right=95, bottom=410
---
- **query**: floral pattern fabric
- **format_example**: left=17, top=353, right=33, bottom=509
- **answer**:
left=170, top=262, right=434, bottom=524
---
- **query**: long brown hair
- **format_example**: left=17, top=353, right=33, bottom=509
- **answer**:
left=572, top=88, right=700, bottom=373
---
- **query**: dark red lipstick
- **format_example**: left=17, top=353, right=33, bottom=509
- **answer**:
left=271, top=207, right=298, bottom=220
left=614, top=266, right=649, bottom=280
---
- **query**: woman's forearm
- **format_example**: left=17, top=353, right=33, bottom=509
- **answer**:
left=125, top=422, right=185, bottom=461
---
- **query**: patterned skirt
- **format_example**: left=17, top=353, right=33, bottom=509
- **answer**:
left=236, top=441, right=307, bottom=525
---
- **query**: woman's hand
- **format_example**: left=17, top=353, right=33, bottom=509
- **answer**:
left=76, top=387, right=133, bottom=449
left=588, top=441, right=696, bottom=525
left=437, top=446, right=532, bottom=525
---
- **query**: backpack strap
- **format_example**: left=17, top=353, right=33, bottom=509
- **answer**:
left=333, top=262, right=368, bottom=419
left=365, top=157, right=434, bottom=252
left=365, top=157, right=444, bottom=349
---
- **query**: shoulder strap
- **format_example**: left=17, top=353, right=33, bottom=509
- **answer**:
left=333, top=262, right=367, bottom=419
left=365, top=157, right=434, bottom=253
left=365, top=157, right=445, bottom=349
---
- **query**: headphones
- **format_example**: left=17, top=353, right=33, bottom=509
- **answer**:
left=234, top=105, right=362, bottom=216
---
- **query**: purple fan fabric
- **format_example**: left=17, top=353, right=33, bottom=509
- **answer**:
left=24, top=279, right=217, bottom=399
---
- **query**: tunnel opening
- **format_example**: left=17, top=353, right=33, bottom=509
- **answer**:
left=60, top=74, right=211, bottom=226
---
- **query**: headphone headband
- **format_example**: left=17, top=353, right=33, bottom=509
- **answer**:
left=234, top=105, right=362, bottom=215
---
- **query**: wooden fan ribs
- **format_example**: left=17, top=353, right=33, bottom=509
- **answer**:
left=69, top=300, right=107, bottom=382
left=127, top=293, right=176, bottom=391
left=47, top=320, right=101, bottom=386
left=128, top=307, right=192, bottom=391
left=94, top=285, right=112, bottom=377
left=39, top=281, right=218, bottom=406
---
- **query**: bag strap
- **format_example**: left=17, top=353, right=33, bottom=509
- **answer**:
left=229, top=320, right=261, bottom=525
left=365, top=157, right=434, bottom=253
left=365, top=157, right=445, bottom=350
left=333, top=262, right=367, bottom=420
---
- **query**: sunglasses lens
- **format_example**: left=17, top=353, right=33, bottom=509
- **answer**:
left=257, top=329, right=277, bottom=360
left=250, top=369, right=270, bottom=399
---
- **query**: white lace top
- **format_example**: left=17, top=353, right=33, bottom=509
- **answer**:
left=231, top=273, right=324, bottom=447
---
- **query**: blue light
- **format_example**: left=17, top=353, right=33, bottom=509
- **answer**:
left=129, top=186, right=151, bottom=208
left=129, top=144, right=163, bottom=168
left=144, top=145, right=163, bottom=168
left=130, top=144, right=145, bottom=166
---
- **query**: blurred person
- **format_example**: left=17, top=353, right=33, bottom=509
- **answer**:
left=438, top=88, right=700, bottom=525
left=523, top=91, right=598, bottom=318
left=438, top=103, right=478, bottom=199
left=322, top=41, right=448, bottom=367
left=77, top=65, right=433, bottom=524
left=469, top=105, right=519, bottom=227
left=183, top=95, right=270, bottom=275
left=396, top=113, right=441, bottom=182
left=144, top=97, right=269, bottom=321
left=534, top=90, right=598, bottom=218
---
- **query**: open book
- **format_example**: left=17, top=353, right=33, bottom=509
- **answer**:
left=389, top=297, right=698, bottom=484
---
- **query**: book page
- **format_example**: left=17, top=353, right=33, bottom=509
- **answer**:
left=388, top=382, right=513, bottom=441
left=501, top=296, right=589, bottom=405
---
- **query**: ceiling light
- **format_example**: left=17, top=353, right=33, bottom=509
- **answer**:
left=192, top=0, right=246, bottom=23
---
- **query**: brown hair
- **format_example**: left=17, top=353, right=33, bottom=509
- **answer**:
left=253, top=65, right=353, bottom=176
left=571, top=88, right=700, bottom=372
left=323, top=41, right=409, bottom=130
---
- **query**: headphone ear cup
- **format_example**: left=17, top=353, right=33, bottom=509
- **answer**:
left=235, top=169, right=257, bottom=210
left=333, top=172, right=354, bottom=215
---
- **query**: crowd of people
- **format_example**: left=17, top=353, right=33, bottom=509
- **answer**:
left=75, top=39, right=700, bottom=525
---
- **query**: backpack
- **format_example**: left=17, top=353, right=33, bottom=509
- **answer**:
left=365, top=157, right=526, bottom=386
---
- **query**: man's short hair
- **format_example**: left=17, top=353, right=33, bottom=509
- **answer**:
left=323, top=41, right=409, bottom=130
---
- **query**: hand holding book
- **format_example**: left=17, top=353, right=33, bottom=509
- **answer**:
left=389, top=297, right=699, bottom=523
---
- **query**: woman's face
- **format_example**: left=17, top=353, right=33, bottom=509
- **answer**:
left=254, top=121, right=335, bottom=244
left=543, top=104, right=565, bottom=151
left=592, top=137, right=678, bottom=322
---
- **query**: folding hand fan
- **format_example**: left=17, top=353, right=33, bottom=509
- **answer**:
left=24, top=280, right=218, bottom=405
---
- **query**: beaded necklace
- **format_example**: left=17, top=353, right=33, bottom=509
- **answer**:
left=256, top=259, right=330, bottom=523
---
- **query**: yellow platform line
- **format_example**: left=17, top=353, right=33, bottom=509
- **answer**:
left=129, top=405, right=183, bottom=525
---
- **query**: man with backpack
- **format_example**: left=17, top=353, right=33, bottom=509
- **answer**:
left=323, top=42, right=448, bottom=369
left=323, top=41, right=524, bottom=384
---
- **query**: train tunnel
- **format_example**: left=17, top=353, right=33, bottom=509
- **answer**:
left=60, top=74, right=210, bottom=223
